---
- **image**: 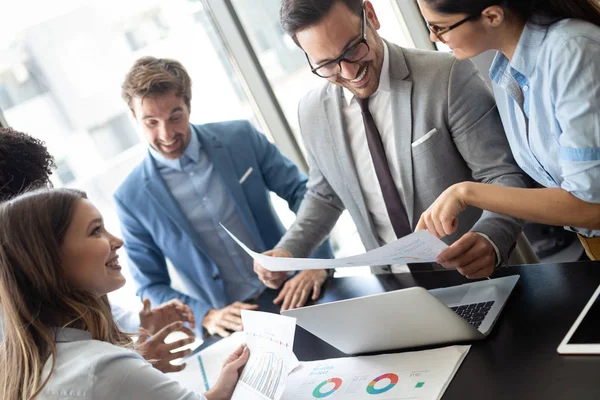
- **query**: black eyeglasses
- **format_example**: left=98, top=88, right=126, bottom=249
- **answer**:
left=428, top=13, right=480, bottom=43
left=305, top=9, right=370, bottom=78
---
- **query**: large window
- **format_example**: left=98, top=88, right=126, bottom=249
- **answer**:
left=0, top=0, right=261, bottom=310
left=0, top=0, right=420, bottom=308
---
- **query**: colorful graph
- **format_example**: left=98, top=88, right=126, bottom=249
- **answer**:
left=313, top=377, right=343, bottom=398
left=239, top=352, right=284, bottom=399
left=366, top=373, right=399, bottom=395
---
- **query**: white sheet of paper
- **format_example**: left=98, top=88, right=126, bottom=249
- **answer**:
left=171, top=330, right=300, bottom=395
left=231, top=311, right=297, bottom=400
left=222, top=224, right=448, bottom=271
left=282, top=345, right=470, bottom=400
left=170, top=331, right=246, bottom=393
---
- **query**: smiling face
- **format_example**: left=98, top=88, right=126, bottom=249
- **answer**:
left=418, top=1, right=505, bottom=59
left=297, top=1, right=384, bottom=99
left=60, top=199, right=125, bottom=297
left=131, top=90, right=192, bottom=159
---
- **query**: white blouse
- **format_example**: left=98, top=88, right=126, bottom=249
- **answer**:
left=39, top=328, right=205, bottom=400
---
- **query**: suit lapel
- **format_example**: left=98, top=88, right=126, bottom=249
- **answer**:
left=386, top=42, right=416, bottom=226
left=196, top=126, right=265, bottom=250
left=142, top=154, right=212, bottom=254
left=323, top=86, right=372, bottom=225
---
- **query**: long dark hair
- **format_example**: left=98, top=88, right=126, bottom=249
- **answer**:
left=0, top=189, right=131, bottom=400
left=424, top=0, right=600, bottom=26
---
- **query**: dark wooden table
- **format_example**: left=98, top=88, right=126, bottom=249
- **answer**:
left=248, top=261, right=600, bottom=399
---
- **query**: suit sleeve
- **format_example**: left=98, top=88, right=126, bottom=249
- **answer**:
left=113, top=194, right=213, bottom=330
left=247, top=122, right=335, bottom=259
left=273, top=100, right=346, bottom=258
left=447, top=58, right=532, bottom=264
left=245, top=121, right=308, bottom=213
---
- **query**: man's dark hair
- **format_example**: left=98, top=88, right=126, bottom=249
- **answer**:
left=0, top=128, right=55, bottom=202
left=280, top=0, right=364, bottom=45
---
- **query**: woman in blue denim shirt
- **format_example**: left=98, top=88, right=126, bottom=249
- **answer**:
left=415, top=0, right=600, bottom=260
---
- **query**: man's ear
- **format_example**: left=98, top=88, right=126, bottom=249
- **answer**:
left=364, top=1, right=381, bottom=31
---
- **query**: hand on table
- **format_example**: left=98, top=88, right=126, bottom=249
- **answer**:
left=275, top=269, right=328, bottom=311
left=202, top=302, right=259, bottom=337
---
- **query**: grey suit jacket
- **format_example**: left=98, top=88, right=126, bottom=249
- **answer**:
left=276, top=41, right=531, bottom=268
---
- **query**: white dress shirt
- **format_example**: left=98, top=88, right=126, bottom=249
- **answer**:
left=342, top=43, right=500, bottom=268
left=342, top=42, right=400, bottom=248
left=39, top=328, right=205, bottom=400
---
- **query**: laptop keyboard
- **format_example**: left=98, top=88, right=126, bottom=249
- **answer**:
left=450, top=301, right=495, bottom=329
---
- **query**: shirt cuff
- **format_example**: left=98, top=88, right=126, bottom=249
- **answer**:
left=474, top=232, right=501, bottom=268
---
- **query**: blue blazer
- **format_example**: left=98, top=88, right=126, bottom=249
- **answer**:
left=114, top=121, right=333, bottom=323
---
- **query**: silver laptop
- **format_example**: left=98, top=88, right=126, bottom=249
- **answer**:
left=282, top=275, right=519, bottom=354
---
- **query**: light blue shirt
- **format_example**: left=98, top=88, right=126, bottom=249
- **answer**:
left=490, top=19, right=600, bottom=237
left=149, top=126, right=264, bottom=304
left=39, top=328, right=204, bottom=399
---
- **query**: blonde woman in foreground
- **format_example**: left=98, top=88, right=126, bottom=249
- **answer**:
left=0, top=188, right=248, bottom=400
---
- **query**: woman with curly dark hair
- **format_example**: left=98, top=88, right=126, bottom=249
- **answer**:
left=0, top=127, right=56, bottom=201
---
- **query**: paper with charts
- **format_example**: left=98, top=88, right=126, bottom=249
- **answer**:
left=231, top=310, right=298, bottom=400
left=171, top=331, right=300, bottom=395
left=222, top=224, right=448, bottom=271
left=170, top=331, right=246, bottom=393
left=282, top=345, right=470, bottom=400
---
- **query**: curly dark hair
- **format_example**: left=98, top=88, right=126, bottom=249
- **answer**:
left=0, top=127, right=56, bottom=202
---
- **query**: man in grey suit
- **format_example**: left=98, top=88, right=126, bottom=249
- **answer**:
left=255, top=0, right=532, bottom=310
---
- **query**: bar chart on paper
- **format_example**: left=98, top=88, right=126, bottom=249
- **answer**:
left=238, top=350, right=286, bottom=399
left=232, top=311, right=297, bottom=400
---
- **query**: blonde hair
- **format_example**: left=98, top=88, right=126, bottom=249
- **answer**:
left=0, top=189, right=132, bottom=400
left=121, top=56, right=192, bottom=113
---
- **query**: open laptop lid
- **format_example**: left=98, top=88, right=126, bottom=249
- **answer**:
left=282, top=286, right=484, bottom=355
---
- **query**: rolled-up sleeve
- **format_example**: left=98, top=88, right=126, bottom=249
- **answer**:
left=552, top=36, right=600, bottom=203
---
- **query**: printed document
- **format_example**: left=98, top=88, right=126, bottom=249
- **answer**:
left=282, top=345, right=470, bottom=400
left=222, top=224, right=448, bottom=271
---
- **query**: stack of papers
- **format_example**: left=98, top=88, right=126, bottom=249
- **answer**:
left=171, top=311, right=298, bottom=400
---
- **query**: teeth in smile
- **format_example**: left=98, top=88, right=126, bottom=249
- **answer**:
left=106, top=259, right=119, bottom=268
left=162, top=139, right=177, bottom=146
left=351, top=67, right=367, bottom=83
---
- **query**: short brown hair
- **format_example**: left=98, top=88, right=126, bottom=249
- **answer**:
left=121, top=56, right=192, bottom=113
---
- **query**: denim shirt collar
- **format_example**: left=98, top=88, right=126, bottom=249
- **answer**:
left=490, top=22, right=549, bottom=83
left=149, top=124, right=201, bottom=171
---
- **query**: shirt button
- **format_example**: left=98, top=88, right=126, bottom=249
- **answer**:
left=212, top=273, right=221, bottom=280
left=523, top=85, right=529, bottom=91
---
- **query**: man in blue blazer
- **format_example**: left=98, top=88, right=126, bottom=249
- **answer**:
left=114, top=57, right=332, bottom=337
